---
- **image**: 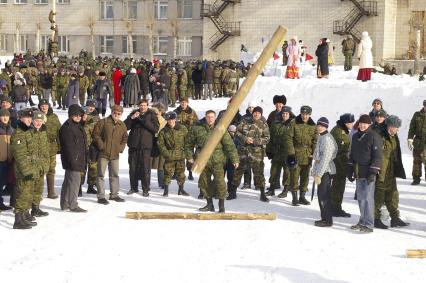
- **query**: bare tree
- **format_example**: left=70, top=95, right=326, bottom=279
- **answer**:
left=126, top=20, right=134, bottom=58
left=169, top=18, right=179, bottom=59
left=15, top=23, right=20, bottom=53
left=88, top=15, right=96, bottom=60
left=145, top=1, right=155, bottom=61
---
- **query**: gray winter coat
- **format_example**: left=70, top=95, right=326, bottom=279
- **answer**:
left=123, top=73, right=140, bottom=106
left=66, top=78, right=80, bottom=107
left=311, top=132, right=338, bottom=177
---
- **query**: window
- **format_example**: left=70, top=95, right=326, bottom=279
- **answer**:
left=0, top=35, right=7, bottom=51
left=123, top=0, right=137, bottom=20
left=154, top=0, right=168, bottom=20
left=14, top=0, right=27, bottom=4
left=153, top=36, right=168, bottom=55
left=177, top=0, right=192, bottom=19
left=18, top=35, right=27, bottom=52
left=177, top=36, right=191, bottom=56
left=57, top=0, right=70, bottom=4
left=58, top=35, right=70, bottom=53
left=100, top=35, right=114, bottom=53
left=35, top=0, right=48, bottom=4
left=100, top=0, right=114, bottom=20
left=0, top=0, right=7, bottom=4
left=40, top=35, right=49, bottom=51
left=122, top=35, right=137, bottom=54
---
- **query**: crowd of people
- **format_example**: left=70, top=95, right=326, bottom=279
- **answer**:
left=0, top=52, right=425, bottom=233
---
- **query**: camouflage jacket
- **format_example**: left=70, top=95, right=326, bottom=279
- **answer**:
left=266, top=118, right=292, bottom=162
left=330, top=121, right=351, bottom=168
left=408, top=108, right=426, bottom=147
left=44, top=108, right=61, bottom=156
left=286, top=115, right=317, bottom=165
left=79, top=75, right=90, bottom=93
left=170, top=72, right=177, bottom=91
left=177, top=70, right=188, bottom=91
left=83, top=110, right=100, bottom=149
left=213, top=68, right=222, bottom=84
left=55, top=74, right=69, bottom=91
left=376, top=130, right=406, bottom=183
left=174, top=105, right=198, bottom=130
left=158, top=123, right=188, bottom=161
left=236, top=117, right=270, bottom=161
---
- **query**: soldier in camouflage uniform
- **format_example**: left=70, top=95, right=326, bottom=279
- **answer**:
left=185, top=110, right=239, bottom=213
left=408, top=100, right=426, bottom=185
left=169, top=68, right=177, bottom=107
left=213, top=64, right=223, bottom=97
left=330, top=113, right=355, bottom=217
left=81, top=100, right=100, bottom=194
left=374, top=115, right=409, bottom=229
left=185, top=62, right=194, bottom=99
left=221, top=63, right=231, bottom=97
left=229, top=106, right=270, bottom=202
left=55, top=69, right=69, bottom=110
left=39, top=99, right=61, bottom=199
left=79, top=68, right=90, bottom=106
left=286, top=105, right=317, bottom=206
left=265, top=106, right=293, bottom=198
left=177, top=68, right=188, bottom=101
left=226, top=64, right=239, bottom=97
left=158, top=111, right=189, bottom=197
left=0, top=69, right=12, bottom=97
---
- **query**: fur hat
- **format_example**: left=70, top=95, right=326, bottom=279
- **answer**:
left=386, top=115, right=402, bottom=128
left=300, top=105, right=312, bottom=114
left=317, top=117, right=329, bottom=128
left=165, top=111, right=177, bottom=120
left=280, top=106, right=292, bottom=115
left=252, top=106, right=263, bottom=115
left=358, top=114, right=372, bottom=124
left=375, top=109, right=387, bottom=117
left=68, top=104, right=84, bottom=117
left=272, top=95, right=286, bottom=105
left=339, top=113, right=355, bottom=124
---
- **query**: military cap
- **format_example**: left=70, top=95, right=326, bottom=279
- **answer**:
left=375, top=109, right=387, bottom=117
left=19, top=108, right=33, bottom=118
left=280, top=106, right=292, bottom=114
left=300, top=105, right=312, bottom=114
left=38, top=98, right=49, bottom=106
left=386, top=115, right=402, bottom=128
left=33, top=110, right=45, bottom=121
left=165, top=111, right=177, bottom=120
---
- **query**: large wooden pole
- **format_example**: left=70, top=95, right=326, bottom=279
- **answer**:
left=126, top=212, right=277, bottom=220
left=191, top=26, right=287, bottom=174
left=406, top=249, right=426, bottom=258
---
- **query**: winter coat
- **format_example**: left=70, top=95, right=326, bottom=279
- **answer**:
left=311, top=131, right=338, bottom=177
left=174, top=105, right=199, bottom=130
left=66, top=79, right=80, bottom=107
left=79, top=75, right=90, bottom=95
left=0, top=121, right=13, bottom=162
left=348, top=127, right=383, bottom=179
left=316, top=43, right=329, bottom=76
left=93, top=116, right=128, bottom=160
left=192, top=68, right=203, bottom=85
left=55, top=74, right=69, bottom=92
left=286, top=42, right=301, bottom=67
left=10, top=85, right=28, bottom=103
left=138, top=67, right=150, bottom=93
left=40, top=73, right=53, bottom=89
left=93, top=79, right=112, bottom=100
left=342, top=38, right=355, bottom=56
left=44, top=107, right=61, bottom=156
left=185, top=120, right=239, bottom=166
left=408, top=108, right=426, bottom=148
left=158, top=123, right=188, bottom=161
left=59, top=119, right=87, bottom=172
left=123, top=73, right=141, bottom=106
left=177, top=69, right=188, bottom=91
left=112, top=70, right=123, bottom=98
left=330, top=121, right=351, bottom=171
left=286, top=115, right=318, bottom=166
left=124, top=109, right=159, bottom=150
left=83, top=110, right=100, bottom=150
left=376, top=130, right=406, bottom=183
left=357, top=35, right=373, bottom=69
left=203, top=65, right=214, bottom=84
left=11, top=122, right=49, bottom=179
left=236, top=117, right=270, bottom=162
left=267, top=110, right=281, bottom=127
left=266, top=118, right=292, bottom=162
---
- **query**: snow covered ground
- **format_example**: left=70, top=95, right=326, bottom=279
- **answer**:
left=1, top=67, right=426, bottom=283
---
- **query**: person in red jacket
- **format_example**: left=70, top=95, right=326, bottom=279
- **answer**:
left=112, top=67, right=123, bottom=106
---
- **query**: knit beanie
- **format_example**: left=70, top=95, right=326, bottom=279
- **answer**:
left=317, top=117, right=329, bottom=128
left=252, top=106, right=263, bottom=115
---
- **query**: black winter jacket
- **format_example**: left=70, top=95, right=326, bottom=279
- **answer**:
left=124, top=109, right=159, bottom=150
left=59, top=119, right=87, bottom=172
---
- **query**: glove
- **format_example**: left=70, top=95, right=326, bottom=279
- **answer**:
left=367, top=168, right=379, bottom=184
left=346, top=165, right=355, bottom=182
left=24, top=174, right=33, bottom=181
left=314, top=176, right=321, bottom=185
left=408, top=139, right=414, bottom=151
left=286, top=155, right=297, bottom=169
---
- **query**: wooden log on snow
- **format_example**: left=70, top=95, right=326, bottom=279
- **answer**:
left=125, top=212, right=277, bottom=220
left=406, top=249, right=426, bottom=258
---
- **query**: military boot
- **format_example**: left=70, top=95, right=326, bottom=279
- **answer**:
left=299, top=191, right=311, bottom=205
left=226, top=185, right=237, bottom=200
left=291, top=191, right=299, bottom=206
left=46, top=175, right=58, bottom=199
left=87, top=184, right=98, bottom=194
left=199, top=198, right=215, bottom=212
left=411, top=178, right=420, bottom=185
left=197, top=190, right=204, bottom=199
left=260, top=188, right=270, bottom=203
left=31, top=204, right=49, bottom=217
left=374, top=218, right=388, bottom=229
left=265, top=187, right=275, bottom=196
left=23, top=211, right=37, bottom=226
left=158, top=171, right=165, bottom=189
left=188, top=170, right=194, bottom=181
left=13, top=212, right=32, bottom=229
left=178, top=185, right=189, bottom=196
left=277, top=186, right=288, bottom=198
left=163, top=185, right=169, bottom=197
left=218, top=199, right=225, bottom=213
left=332, top=205, right=351, bottom=218
left=390, top=218, right=410, bottom=228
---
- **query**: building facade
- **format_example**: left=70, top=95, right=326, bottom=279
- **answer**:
left=0, top=0, right=203, bottom=60
left=202, top=0, right=426, bottom=65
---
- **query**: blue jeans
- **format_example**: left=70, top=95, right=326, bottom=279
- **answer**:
left=355, top=179, right=375, bottom=229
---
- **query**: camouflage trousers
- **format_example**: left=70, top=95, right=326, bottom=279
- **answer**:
left=223, top=82, right=237, bottom=97
left=199, top=162, right=227, bottom=199
left=375, top=176, right=399, bottom=219
left=164, top=160, right=186, bottom=186
left=79, top=89, right=86, bottom=107
left=187, top=85, right=194, bottom=98
left=331, top=167, right=347, bottom=208
left=81, top=161, right=98, bottom=186
left=290, top=164, right=311, bottom=192
left=269, top=160, right=290, bottom=189
left=412, top=145, right=426, bottom=179
left=344, top=53, right=353, bottom=71
left=213, top=82, right=222, bottom=97
left=15, top=176, right=43, bottom=213
left=232, top=157, right=265, bottom=190
left=56, top=89, right=66, bottom=107
left=169, top=88, right=176, bottom=105
left=178, top=89, right=187, bottom=101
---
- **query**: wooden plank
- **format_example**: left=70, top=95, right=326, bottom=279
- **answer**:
left=406, top=249, right=426, bottom=258
left=125, top=212, right=276, bottom=220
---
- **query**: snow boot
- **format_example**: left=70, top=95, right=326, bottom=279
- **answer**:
left=163, top=185, right=169, bottom=197
left=199, top=198, right=215, bottom=212
left=291, top=191, right=299, bottom=206
left=23, top=211, right=37, bottom=226
left=31, top=204, right=49, bottom=217
left=332, top=205, right=351, bottom=218
left=142, top=189, right=150, bottom=197
left=299, top=191, right=310, bottom=205
left=314, top=220, right=332, bottom=227
left=390, top=217, right=409, bottom=228
left=158, top=171, right=165, bottom=189
left=13, top=212, right=32, bottom=229
left=411, top=178, right=420, bottom=185
left=265, top=187, right=275, bottom=196
left=277, top=186, right=288, bottom=198
left=226, top=185, right=237, bottom=200
left=87, top=185, right=98, bottom=194
left=178, top=185, right=189, bottom=196
left=260, top=188, right=270, bottom=202
left=46, top=175, right=58, bottom=199
left=188, top=171, right=194, bottom=181
left=374, top=218, right=388, bottom=229
left=218, top=199, right=225, bottom=213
